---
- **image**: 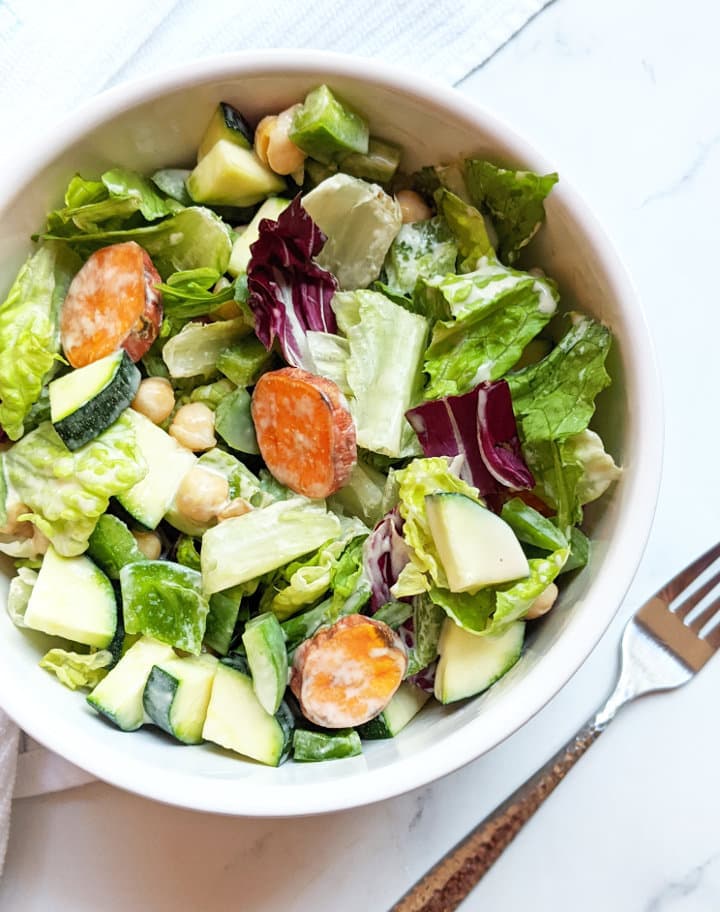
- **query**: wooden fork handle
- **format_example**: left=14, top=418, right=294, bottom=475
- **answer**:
left=391, top=720, right=604, bottom=912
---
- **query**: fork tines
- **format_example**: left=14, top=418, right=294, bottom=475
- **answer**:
left=635, top=542, right=720, bottom=672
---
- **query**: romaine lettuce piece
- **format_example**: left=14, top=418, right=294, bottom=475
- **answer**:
left=328, top=460, right=386, bottom=528
left=6, top=567, right=37, bottom=627
left=162, top=318, right=250, bottom=378
left=0, top=242, right=80, bottom=439
left=434, top=189, right=493, bottom=272
left=563, top=428, right=622, bottom=504
left=43, top=207, right=233, bottom=279
left=201, top=497, right=342, bottom=594
left=302, top=174, right=402, bottom=289
left=215, top=388, right=258, bottom=455
left=522, top=439, right=584, bottom=534
left=46, top=169, right=181, bottom=234
left=403, top=594, right=445, bottom=677
left=430, top=547, right=568, bottom=637
left=332, top=290, right=428, bottom=457
left=423, top=256, right=558, bottom=399
left=508, top=315, right=612, bottom=444
left=500, top=497, right=569, bottom=552
left=40, top=647, right=112, bottom=690
left=306, top=331, right=351, bottom=395
left=464, top=160, right=558, bottom=264
left=383, top=217, right=457, bottom=295
left=394, top=457, right=481, bottom=592
left=4, top=416, right=146, bottom=557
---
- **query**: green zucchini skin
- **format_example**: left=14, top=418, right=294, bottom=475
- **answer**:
left=52, top=351, right=141, bottom=451
left=293, top=728, right=362, bottom=762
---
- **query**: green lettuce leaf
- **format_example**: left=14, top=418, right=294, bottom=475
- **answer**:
left=464, top=160, right=558, bottom=264
left=6, top=567, right=37, bottom=627
left=430, top=548, right=568, bottom=637
left=405, top=594, right=445, bottom=676
left=383, top=217, right=457, bottom=295
left=0, top=242, right=80, bottom=439
left=423, top=256, right=558, bottom=399
left=500, top=497, right=569, bottom=552
left=162, top=317, right=250, bottom=378
left=563, top=428, right=622, bottom=504
left=508, top=315, right=612, bottom=444
left=522, top=439, right=584, bottom=534
left=394, top=457, right=481, bottom=590
left=332, top=290, right=428, bottom=456
left=434, top=189, right=493, bottom=272
left=157, top=268, right=238, bottom=319
left=42, top=207, right=233, bottom=279
left=46, top=169, right=181, bottom=234
left=40, top=648, right=112, bottom=690
left=5, top=416, right=147, bottom=557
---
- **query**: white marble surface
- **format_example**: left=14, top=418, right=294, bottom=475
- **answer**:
left=2, top=0, right=720, bottom=908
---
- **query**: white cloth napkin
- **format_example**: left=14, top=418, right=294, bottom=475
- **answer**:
left=0, top=0, right=553, bottom=877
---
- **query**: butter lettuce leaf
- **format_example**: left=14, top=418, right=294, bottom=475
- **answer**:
left=0, top=242, right=80, bottom=439
left=430, top=548, right=568, bottom=637
left=5, top=416, right=147, bottom=557
left=6, top=567, right=38, bottom=627
left=434, top=189, right=493, bottom=272
left=383, top=217, right=457, bottom=295
left=507, top=315, right=611, bottom=444
left=332, top=290, right=428, bottom=457
left=394, top=457, right=481, bottom=590
left=465, top=160, right=558, bottom=264
left=40, top=648, right=113, bottom=690
left=423, top=256, right=558, bottom=399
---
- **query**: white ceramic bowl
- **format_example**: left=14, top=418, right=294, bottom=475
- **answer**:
left=0, top=50, right=662, bottom=816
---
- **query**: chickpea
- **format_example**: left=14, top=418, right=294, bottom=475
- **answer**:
left=217, top=497, right=253, bottom=522
left=133, top=530, right=162, bottom=561
left=254, top=115, right=277, bottom=165
left=131, top=377, right=175, bottom=425
left=396, top=189, right=432, bottom=224
left=175, top=468, right=229, bottom=525
left=266, top=105, right=306, bottom=176
left=169, top=402, right=216, bottom=452
left=525, top=582, right=559, bottom=620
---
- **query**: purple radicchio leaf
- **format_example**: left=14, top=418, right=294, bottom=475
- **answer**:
left=247, top=194, right=338, bottom=369
left=405, top=379, right=534, bottom=496
left=362, top=508, right=410, bottom=613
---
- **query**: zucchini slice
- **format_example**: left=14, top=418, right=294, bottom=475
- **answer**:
left=143, top=654, right=218, bottom=744
left=227, top=197, right=290, bottom=277
left=434, top=619, right=525, bottom=704
left=49, top=350, right=140, bottom=451
left=293, top=728, right=362, bottom=762
left=202, top=662, right=291, bottom=766
left=187, top=140, right=285, bottom=208
left=198, top=102, right=253, bottom=161
left=357, top=682, right=429, bottom=739
left=24, top=545, right=117, bottom=649
left=87, top=635, right=175, bottom=730
left=241, top=612, right=288, bottom=715
left=116, top=409, right=196, bottom=529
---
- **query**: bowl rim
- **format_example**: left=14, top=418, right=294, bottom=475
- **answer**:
left=0, top=49, right=663, bottom=816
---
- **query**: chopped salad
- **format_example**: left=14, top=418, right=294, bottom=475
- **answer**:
left=0, top=86, right=621, bottom=765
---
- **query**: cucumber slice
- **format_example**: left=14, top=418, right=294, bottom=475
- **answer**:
left=425, top=493, right=530, bottom=592
left=434, top=619, right=525, bottom=704
left=198, top=102, right=253, bottom=161
left=87, top=514, right=146, bottom=579
left=227, top=197, right=290, bottom=278
left=187, top=140, right=285, bottom=208
left=24, top=545, right=117, bottom=648
left=49, top=350, right=140, bottom=451
left=293, top=728, right=362, bottom=762
left=202, top=662, right=290, bottom=766
left=120, top=561, right=209, bottom=654
left=357, top=682, right=430, bottom=739
left=116, top=410, right=196, bottom=529
left=242, top=612, right=288, bottom=715
left=87, top=635, right=175, bottom=730
left=339, top=138, right=402, bottom=185
left=289, top=85, right=369, bottom=164
left=205, top=588, right=245, bottom=655
left=143, top=654, right=218, bottom=744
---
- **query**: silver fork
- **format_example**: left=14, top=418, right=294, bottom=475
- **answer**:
left=391, top=541, right=720, bottom=912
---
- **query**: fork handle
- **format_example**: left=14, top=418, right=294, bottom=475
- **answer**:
left=391, top=718, right=607, bottom=912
